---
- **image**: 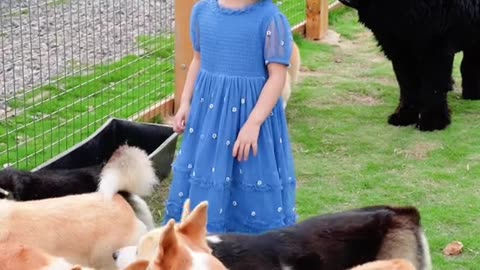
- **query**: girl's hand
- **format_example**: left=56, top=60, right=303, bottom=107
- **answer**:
left=173, top=103, right=190, bottom=134
left=232, top=121, right=261, bottom=161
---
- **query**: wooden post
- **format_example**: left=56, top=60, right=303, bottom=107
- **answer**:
left=306, top=0, right=329, bottom=40
left=174, top=0, right=196, bottom=113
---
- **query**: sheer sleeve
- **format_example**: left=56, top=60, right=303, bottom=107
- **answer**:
left=263, top=13, right=293, bottom=66
left=190, top=3, right=201, bottom=52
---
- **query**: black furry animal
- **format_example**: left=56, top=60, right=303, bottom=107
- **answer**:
left=339, top=0, right=480, bottom=131
left=0, top=165, right=102, bottom=201
left=0, top=144, right=156, bottom=201
left=207, top=206, right=432, bottom=270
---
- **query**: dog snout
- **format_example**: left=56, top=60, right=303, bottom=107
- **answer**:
left=112, top=251, right=119, bottom=261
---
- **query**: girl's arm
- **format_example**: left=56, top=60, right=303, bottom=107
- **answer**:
left=246, top=63, right=287, bottom=126
left=232, top=63, right=287, bottom=161
left=180, top=51, right=201, bottom=106
left=174, top=51, right=201, bottom=133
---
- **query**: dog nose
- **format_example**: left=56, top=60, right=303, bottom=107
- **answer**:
left=112, top=251, right=118, bottom=261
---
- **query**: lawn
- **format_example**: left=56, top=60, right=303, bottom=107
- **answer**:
left=148, top=6, right=480, bottom=270
left=0, top=35, right=174, bottom=169
left=288, top=7, right=480, bottom=269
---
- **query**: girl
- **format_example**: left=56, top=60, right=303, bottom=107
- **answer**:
left=164, top=0, right=297, bottom=234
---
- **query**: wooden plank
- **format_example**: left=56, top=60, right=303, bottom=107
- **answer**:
left=328, top=0, right=344, bottom=12
left=306, top=0, right=329, bottom=40
left=130, top=95, right=175, bottom=122
left=292, top=21, right=306, bottom=35
left=174, top=0, right=196, bottom=113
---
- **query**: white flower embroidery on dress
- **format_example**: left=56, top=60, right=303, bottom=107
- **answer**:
left=209, top=104, right=214, bottom=109
left=251, top=211, right=256, bottom=217
left=226, top=177, right=231, bottom=182
left=257, top=180, right=262, bottom=186
left=212, top=167, right=215, bottom=173
left=232, top=107, right=237, bottom=112
left=241, top=98, right=245, bottom=104
left=189, top=128, right=194, bottom=133
left=187, top=164, right=192, bottom=169
left=277, top=207, right=282, bottom=212
left=226, top=140, right=231, bottom=146
left=212, top=133, right=217, bottom=139
left=178, top=192, right=184, bottom=197
left=233, top=201, right=237, bottom=206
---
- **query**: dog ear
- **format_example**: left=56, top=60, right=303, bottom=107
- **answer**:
left=181, top=199, right=191, bottom=222
left=178, top=201, right=208, bottom=245
left=151, top=219, right=179, bottom=269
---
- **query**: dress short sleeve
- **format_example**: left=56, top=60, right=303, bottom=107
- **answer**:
left=190, top=3, right=201, bottom=52
left=263, top=13, right=293, bottom=66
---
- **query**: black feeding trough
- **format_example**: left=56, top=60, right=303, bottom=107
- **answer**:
left=33, top=118, right=178, bottom=181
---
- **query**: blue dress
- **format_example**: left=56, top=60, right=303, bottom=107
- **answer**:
left=164, top=0, right=297, bottom=234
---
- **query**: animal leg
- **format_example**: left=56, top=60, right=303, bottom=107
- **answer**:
left=461, top=47, right=480, bottom=100
left=387, top=57, right=421, bottom=126
left=416, top=50, right=454, bottom=131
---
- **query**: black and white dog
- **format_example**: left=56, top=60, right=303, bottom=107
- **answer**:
left=0, top=165, right=102, bottom=201
left=115, top=204, right=432, bottom=270
left=0, top=145, right=152, bottom=201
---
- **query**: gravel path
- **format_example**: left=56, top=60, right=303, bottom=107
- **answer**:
left=0, top=0, right=174, bottom=112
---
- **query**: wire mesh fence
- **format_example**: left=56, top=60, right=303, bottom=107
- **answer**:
left=276, top=0, right=306, bottom=27
left=1, top=0, right=175, bottom=170
left=0, top=0, right=308, bottom=170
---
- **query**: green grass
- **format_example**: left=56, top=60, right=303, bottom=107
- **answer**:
left=0, top=35, right=174, bottom=169
left=148, top=7, right=479, bottom=270
left=286, top=8, right=480, bottom=269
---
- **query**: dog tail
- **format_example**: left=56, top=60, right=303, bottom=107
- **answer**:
left=282, top=42, right=301, bottom=109
left=97, top=145, right=159, bottom=199
left=289, top=42, right=301, bottom=84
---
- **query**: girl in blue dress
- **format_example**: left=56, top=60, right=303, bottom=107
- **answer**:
left=164, top=0, right=297, bottom=234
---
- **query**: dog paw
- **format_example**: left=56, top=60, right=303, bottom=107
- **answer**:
left=416, top=106, right=451, bottom=131
left=388, top=107, right=419, bottom=126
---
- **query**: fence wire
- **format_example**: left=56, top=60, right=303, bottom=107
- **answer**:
left=0, top=0, right=306, bottom=170
left=1, top=0, right=174, bottom=170
left=276, top=0, right=306, bottom=27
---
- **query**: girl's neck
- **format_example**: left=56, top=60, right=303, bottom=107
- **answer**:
left=217, top=0, right=258, bottom=10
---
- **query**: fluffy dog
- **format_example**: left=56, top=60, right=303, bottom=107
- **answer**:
left=0, top=146, right=158, bottom=270
left=0, top=145, right=151, bottom=201
left=339, top=0, right=480, bottom=131
left=0, top=164, right=102, bottom=201
left=282, top=41, right=301, bottom=109
left=115, top=202, right=432, bottom=270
